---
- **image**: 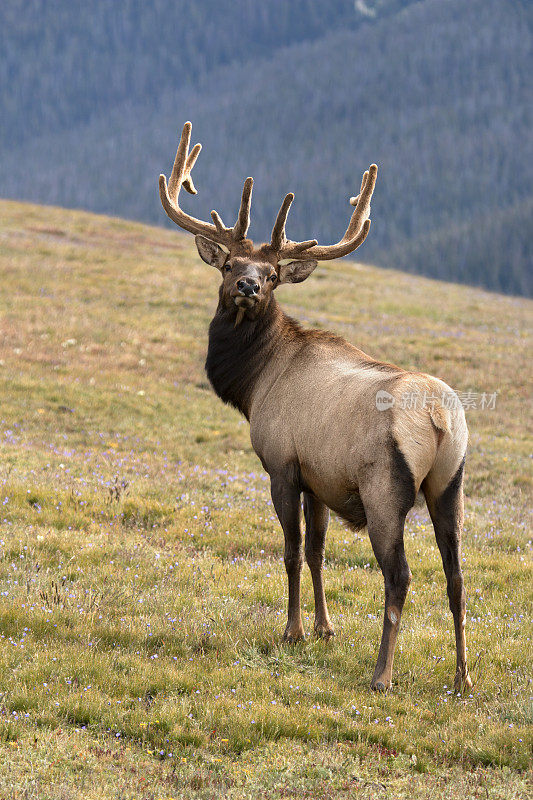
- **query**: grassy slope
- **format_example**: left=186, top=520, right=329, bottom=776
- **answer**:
left=0, top=199, right=531, bottom=799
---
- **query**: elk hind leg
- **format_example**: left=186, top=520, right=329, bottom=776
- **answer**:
left=424, top=457, right=471, bottom=693
left=364, top=505, right=412, bottom=692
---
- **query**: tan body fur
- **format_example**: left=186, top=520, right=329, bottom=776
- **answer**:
left=250, top=340, right=468, bottom=512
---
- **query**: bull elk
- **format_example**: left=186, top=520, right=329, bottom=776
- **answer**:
left=159, top=122, right=472, bottom=693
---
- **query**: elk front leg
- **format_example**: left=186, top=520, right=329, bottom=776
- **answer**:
left=270, top=476, right=304, bottom=643
left=304, top=492, right=334, bottom=639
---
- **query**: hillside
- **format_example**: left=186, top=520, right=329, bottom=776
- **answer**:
left=0, top=200, right=531, bottom=798
left=0, top=0, right=531, bottom=296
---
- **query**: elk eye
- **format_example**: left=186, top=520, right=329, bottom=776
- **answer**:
left=224, top=263, right=232, bottom=272
left=270, top=274, right=277, bottom=282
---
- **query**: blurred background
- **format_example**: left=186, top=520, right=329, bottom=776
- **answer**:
left=0, top=0, right=531, bottom=295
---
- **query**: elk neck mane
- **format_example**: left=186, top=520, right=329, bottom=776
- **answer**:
left=205, top=295, right=294, bottom=418
left=205, top=294, right=397, bottom=419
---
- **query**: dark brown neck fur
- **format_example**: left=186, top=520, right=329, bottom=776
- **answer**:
left=205, top=296, right=301, bottom=418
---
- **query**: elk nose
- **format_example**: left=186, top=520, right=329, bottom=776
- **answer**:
left=236, top=278, right=259, bottom=297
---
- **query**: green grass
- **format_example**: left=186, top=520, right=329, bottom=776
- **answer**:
left=0, top=199, right=531, bottom=799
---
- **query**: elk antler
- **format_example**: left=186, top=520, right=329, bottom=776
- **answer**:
left=159, top=122, right=253, bottom=250
left=271, top=164, right=378, bottom=262
left=160, top=122, right=377, bottom=263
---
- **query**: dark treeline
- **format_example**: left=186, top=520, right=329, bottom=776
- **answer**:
left=1, top=0, right=418, bottom=146
left=1, top=0, right=531, bottom=296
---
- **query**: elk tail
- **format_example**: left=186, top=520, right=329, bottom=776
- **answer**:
left=429, top=403, right=451, bottom=436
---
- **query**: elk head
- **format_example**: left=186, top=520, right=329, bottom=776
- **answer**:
left=159, top=122, right=377, bottom=324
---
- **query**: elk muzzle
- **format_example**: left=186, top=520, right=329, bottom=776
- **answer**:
left=231, top=278, right=260, bottom=312
left=236, top=278, right=260, bottom=297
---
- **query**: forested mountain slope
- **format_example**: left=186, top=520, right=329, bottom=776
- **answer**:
left=1, top=0, right=417, bottom=146
left=1, top=0, right=531, bottom=295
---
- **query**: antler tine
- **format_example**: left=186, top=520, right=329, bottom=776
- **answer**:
left=271, top=193, right=318, bottom=257
left=342, top=164, right=377, bottom=243
left=271, top=193, right=293, bottom=251
left=287, top=238, right=319, bottom=254
left=159, top=122, right=232, bottom=245
left=276, top=163, right=377, bottom=262
left=211, top=209, right=228, bottom=233
left=233, top=177, right=253, bottom=240
left=167, top=121, right=191, bottom=201
left=348, top=169, right=368, bottom=212
left=182, top=143, right=202, bottom=195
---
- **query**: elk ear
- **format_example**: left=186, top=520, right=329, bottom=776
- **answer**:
left=195, top=235, right=229, bottom=269
left=277, top=259, right=318, bottom=284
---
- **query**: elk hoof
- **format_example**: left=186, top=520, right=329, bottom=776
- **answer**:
left=454, top=670, right=473, bottom=694
left=371, top=680, right=390, bottom=693
left=314, top=623, right=335, bottom=641
left=282, top=626, right=305, bottom=644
